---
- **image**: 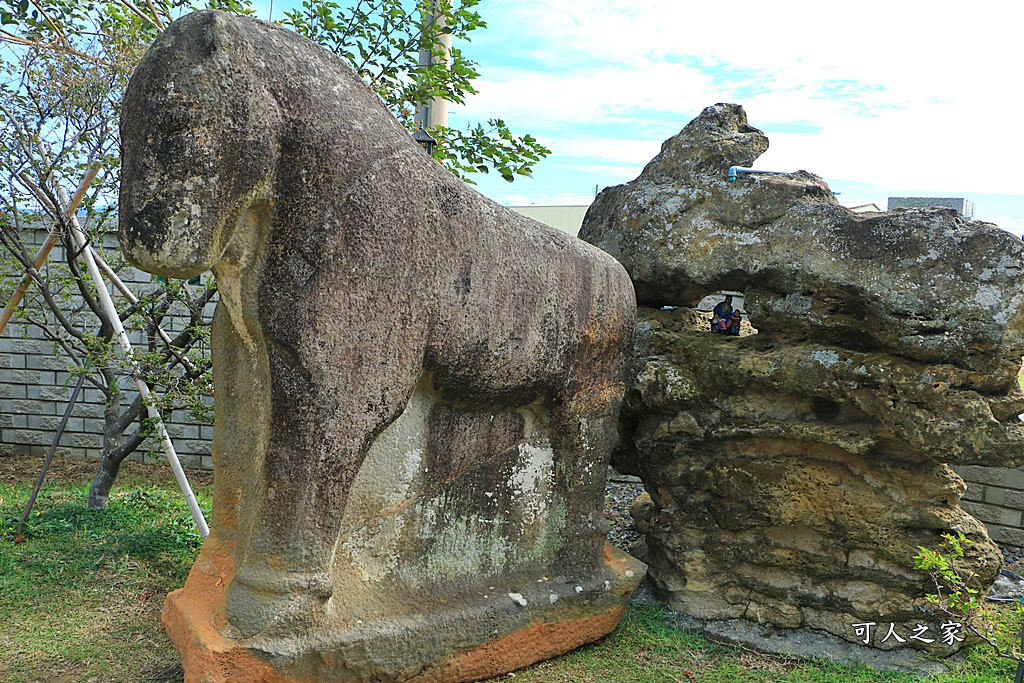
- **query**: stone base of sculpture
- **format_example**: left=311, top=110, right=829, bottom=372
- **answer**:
left=162, top=383, right=645, bottom=682
left=665, top=612, right=954, bottom=675
left=165, top=537, right=641, bottom=683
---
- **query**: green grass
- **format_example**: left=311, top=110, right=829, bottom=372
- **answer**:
left=2, top=463, right=1024, bottom=682
left=1, top=473, right=209, bottom=683
left=510, top=604, right=1024, bottom=683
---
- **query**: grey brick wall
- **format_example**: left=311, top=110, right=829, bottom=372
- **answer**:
left=955, top=465, right=1024, bottom=547
left=1, top=227, right=215, bottom=470
left=886, top=196, right=975, bottom=219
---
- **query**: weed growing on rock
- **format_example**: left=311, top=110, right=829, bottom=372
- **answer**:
left=915, top=532, right=1024, bottom=668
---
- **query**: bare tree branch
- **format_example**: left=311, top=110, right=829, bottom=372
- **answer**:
left=0, top=30, right=109, bottom=65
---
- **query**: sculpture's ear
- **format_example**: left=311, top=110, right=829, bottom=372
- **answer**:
left=202, top=11, right=232, bottom=55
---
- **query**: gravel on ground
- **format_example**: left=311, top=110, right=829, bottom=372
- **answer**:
left=604, top=479, right=645, bottom=553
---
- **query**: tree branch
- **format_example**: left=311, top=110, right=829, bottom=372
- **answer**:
left=26, top=0, right=67, bottom=44
left=62, top=229, right=109, bottom=326
left=107, top=428, right=147, bottom=467
left=140, top=0, right=166, bottom=30
left=0, top=30, right=110, bottom=65
left=117, top=0, right=163, bottom=30
left=112, top=392, right=146, bottom=437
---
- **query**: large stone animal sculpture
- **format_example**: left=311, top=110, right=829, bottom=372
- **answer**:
left=119, top=11, right=644, bottom=682
left=582, top=103, right=1024, bottom=667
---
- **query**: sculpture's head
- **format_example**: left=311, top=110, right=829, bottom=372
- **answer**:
left=119, top=11, right=281, bottom=279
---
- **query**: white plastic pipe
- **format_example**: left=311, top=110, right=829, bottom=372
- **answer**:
left=9, top=132, right=207, bottom=536
left=57, top=198, right=209, bottom=538
left=91, top=249, right=199, bottom=375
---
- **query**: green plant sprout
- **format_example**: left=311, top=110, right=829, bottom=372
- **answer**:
left=914, top=531, right=1024, bottom=666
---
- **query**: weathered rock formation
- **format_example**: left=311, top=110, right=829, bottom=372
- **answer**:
left=119, top=11, right=644, bottom=683
left=581, top=103, right=1024, bottom=656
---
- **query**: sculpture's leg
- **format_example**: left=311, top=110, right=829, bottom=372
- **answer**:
left=224, top=329, right=423, bottom=638
left=550, top=381, right=626, bottom=571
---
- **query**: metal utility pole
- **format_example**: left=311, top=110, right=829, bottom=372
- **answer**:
left=414, top=3, right=451, bottom=132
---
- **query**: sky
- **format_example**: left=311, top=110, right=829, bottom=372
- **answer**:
left=432, top=0, right=1024, bottom=235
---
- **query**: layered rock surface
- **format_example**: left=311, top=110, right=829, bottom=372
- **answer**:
left=581, top=103, right=1024, bottom=654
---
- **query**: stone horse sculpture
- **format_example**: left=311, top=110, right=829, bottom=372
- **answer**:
left=120, top=10, right=643, bottom=683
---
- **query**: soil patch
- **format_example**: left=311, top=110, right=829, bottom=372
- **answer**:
left=0, top=453, right=214, bottom=489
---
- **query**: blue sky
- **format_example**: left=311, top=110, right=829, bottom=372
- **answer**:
left=435, top=1, right=1024, bottom=235
left=243, top=0, right=1024, bottom=233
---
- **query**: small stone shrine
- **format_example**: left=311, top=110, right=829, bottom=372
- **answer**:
left=580, top=103, right=1024, bottom=658
left=119, top=11, right=644, bottom=682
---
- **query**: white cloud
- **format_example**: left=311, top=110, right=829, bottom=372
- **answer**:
left=457, top=0, right=1024, bottom=199
left=548, top=162, right=644, bottom=178
left=546, top=137, right=662, bottom=165
left=485, top=0, right=1021, bottom=90
left=458, top=63, right=717, bottom=129
left=497, top=191, right=596, bottom=206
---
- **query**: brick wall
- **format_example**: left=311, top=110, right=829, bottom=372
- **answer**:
left=0, top=226, right=215, bottom=470
left=954, top=466, right=1024, bottom=547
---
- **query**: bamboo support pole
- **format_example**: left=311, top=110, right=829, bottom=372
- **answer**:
left=0, top=165, right=99, bottom=337
left=0, top=230, right=59, bottom=335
